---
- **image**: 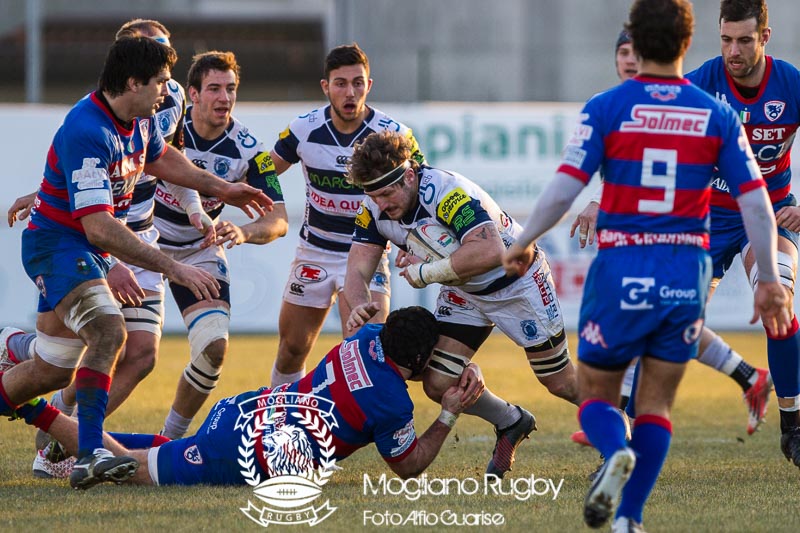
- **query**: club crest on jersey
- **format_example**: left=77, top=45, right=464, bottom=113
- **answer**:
left=213, top=157, right=231, bottom=177
left=159, top=113, right=171, bottom=134
left=645, top=83, right=680, bottom=102
left=138, top=118, right=150, bottom=145
left=764, top=100, right=786, bottom=122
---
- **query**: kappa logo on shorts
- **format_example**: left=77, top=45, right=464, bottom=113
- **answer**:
left=580, top=321, right=608, bottom=349
left=620, top=277, right=655, bottom=310
left=236, top=391, right=338, bottom=527
left=183, top=444, right=203, bottom=465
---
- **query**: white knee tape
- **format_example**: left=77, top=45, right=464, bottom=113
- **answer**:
left=427, top=349, right=470, bottom=377
left=528, top=345, right=571, bottom=377
left=34, top=330, right=87, bottom=369
left=183, top=307, right=230, bottom=393
left=122, top=297, right=165, bottom=336
left=62, top=285, right=123, bottom=334
left=745, top=246, right=795, bottom=289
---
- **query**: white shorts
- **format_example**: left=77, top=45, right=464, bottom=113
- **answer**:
left=123, top=227, right=165, bottom=294
left=282, top=240, right=390, bottom=309
left=160, top=241, right=230, bottom=284
left=434, top=250, right=564, bottom=347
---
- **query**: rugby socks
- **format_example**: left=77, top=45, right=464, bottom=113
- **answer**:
left=779, top=400, right=800, bottom=433
left=14, top=397, right=60, bottom=431
left=51, top=389, right=77, bottom=417
left=697, top=332, right=754, bottom=391
left=7, top=332, right=36, bottom=363
left=161, top=407, right=193, bottom=440
left=464, top=389, right=520, bottom=429
left=108, top=432, right=170, bottom=449
left=270, top=364, right=305, bottom=387
left=0, top=372, right=16, bottom=417
left=578, top=399, right=628, bottom=457
left=767, top=316, right=800, bottom=406
left=75, top=367, right=111, bottom=459
left=617, top=415, right=672, bottom=524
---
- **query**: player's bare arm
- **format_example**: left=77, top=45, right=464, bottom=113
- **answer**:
left=217, top=203, right=289, bottom=248
left=449, top=223, right=505, bottom=279
left=343, top=242, right=385, bottom=330
left=81, top=210, right=220, bottom=301
left=146, top=145, right=273, bottom=218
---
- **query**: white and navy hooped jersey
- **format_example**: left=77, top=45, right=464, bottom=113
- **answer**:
left=687, top=56, right=800, bottom=212
left=154, top=110, right=283, bottom=246
left=353, top=165, right=522, bottom=294
left=273, top=105, right=423, bottom=252
left=127, top=79, right=186, bottom=232
left=558, top=75, right=765, bottom=250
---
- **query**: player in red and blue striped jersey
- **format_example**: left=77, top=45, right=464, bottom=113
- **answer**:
left=504, top=0, right=790, bottom=529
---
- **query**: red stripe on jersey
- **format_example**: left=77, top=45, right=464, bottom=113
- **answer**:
left=73, top=204, right=114, bottom=220
left=46, top=145, right=60, bottom=175
left=328, top=351, right=368, bottom=432
left=758, top=153, right=791, bottom=179
left=605, top=131, right=722, bottom=164
left=33, top=201, right=85, bottom=232
left=330, top=433, right=363, bottom=459
left=39, top=180, right=69, bottom=202
left=556, top=164, right=590, bottom=184
left=602, top=182, right=710, bottom=219
left=711, top=180, right=777, bottom=210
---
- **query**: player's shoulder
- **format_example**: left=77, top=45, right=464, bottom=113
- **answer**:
left=768, top=56, right=800, bottom=81
left=228, top=116, right=266, bottom=154
left=365, top=106, right=413, bottom=135
left=285, top=105, right=328, bottom=138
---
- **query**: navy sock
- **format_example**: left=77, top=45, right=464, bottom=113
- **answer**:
left=108, top=432, right=166, bottom=449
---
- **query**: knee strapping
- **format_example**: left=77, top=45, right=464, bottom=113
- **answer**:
left=427, top=349, right=471, bottom=378
left=526, top=330, right=570, bottom=377
left=183, top=307, right=230, bottom=393
left=746, top=248, right=796, bottom=289
left=62, top=285, right=122, bottom=334
left=34, top=331, right=87, bottom=369
left=122, top=297, right=164, bottom=336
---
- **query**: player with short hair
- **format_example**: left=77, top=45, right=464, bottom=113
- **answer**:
left=503, top=0, right=789, bottom=529
left=0, top=36, right=271, bottom=490
left=153, top=50, right=287, bottom=439
left=344, top=129, right=578, bottom=479
left=12, top=306, right=484, bottom=486
left=268, top=43, right=424, bottom=388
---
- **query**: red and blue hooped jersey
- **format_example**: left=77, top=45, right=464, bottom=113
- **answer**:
left=687, top=56, right=800, bottom=212
left=558, top=75, right=764, bottom=249
left=30, top=91, right=167, bottom=242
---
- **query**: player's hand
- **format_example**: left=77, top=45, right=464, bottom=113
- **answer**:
left=189, top=211, right=217, bottom=248
left=400, top=265, right=428, bottom=288
left=569, top=201, right=599, bottom=248
left=395, top=249, right=422, bottom=268
left=214, top=220, right=246, bottom=249
left=166, top=263, right=220, bottom=302
left=8, top=191, right=38, bottom=227
left=751, top=280, right=791, bottom=337
left=775, top=205, right=800, bottom=232
left=441, top=384, right=479, bottom=415
left=458, top=362, right=485, bottom=405
left=502, top=242, right=535, bottom=277
left=346, top=302, right=381, bottom=332
left=219, top=183, right=273, bottom=219
left=106, top=262, right=145, bottom=306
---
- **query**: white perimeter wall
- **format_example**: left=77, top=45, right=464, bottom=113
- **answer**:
left=0, top=102, right=783, bottom=333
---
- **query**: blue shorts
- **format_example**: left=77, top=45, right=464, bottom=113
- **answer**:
left=578, top=246, right=711, bottom=369
left=710, top=194, right=799, bottom=279
left=21, top=228, right=110, bottom=313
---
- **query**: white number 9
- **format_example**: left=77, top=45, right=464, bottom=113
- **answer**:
left=638, top=148, right=677, bottom=214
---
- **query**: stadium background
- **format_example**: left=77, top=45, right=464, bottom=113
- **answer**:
left=1, top=0, right=798, bottom=335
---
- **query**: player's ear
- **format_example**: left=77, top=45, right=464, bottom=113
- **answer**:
left=126, top=77, right=139, bottom=93
left=320, top=78, right=329, bottom=97
left=365, top=77, right=373, bottom=94
left=188, top=86, right=200, bottom=104
left=761, top=27, right=771, bottom=46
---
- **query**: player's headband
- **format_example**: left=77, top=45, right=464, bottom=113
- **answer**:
left=360, top=160, right=410, bottom=192
left=153, top=35, right=171, bottom=46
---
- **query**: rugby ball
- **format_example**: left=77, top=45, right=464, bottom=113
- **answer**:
left=406, top=222, right=461, bottom=263
left=253, top=475, right=322, bottom=509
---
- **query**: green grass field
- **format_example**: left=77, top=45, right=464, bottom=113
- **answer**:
left=1, top=332, right=799, bottom=532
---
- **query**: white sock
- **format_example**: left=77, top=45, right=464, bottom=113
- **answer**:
left=161, top=407, right=193, bottom=440
left=271, top=364, right=305, bottom=387
left=464, top=389, right=520, bottom=428
left=51, top=390, right=76, bottom=417
left=697, top=333, right=742, bottom=375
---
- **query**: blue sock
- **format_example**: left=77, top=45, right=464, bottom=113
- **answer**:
left=625, top=363, right=641, bottom=419
left=579, top=399, right=627, bottom=458
left=108, top=432, right=164, bottom=449
left=617, top=415, right=672, bottom=523
left=75, top=368, right=111, bottom=459
left=767, top=316, right=800, bottom=398
left=0, top=372, right=18, bottom=417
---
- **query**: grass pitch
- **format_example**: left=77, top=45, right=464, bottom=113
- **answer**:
left=1, top=332, right=799, bottom=532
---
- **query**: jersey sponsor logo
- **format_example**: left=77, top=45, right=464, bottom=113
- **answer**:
left=308, top=171, right=356, bottom=190
left=621, top=105, right=711, bottom=137
left=437, top=305, right=452, bottom=316
left=659, top=285, right=698, bottom=304
left=335, top=155, right=349, bottom=166
left=109, top=153, right=145, bottom=179
left=764, top=100, right=786, bottom=122
left=74, top=188, right=113, bottom=210
left=750, top=126, right=791, bottom=142
left=192, top=158, right=208, bottom=169
left=279, top=126, right=291, bottom=140
left=237, top=128, right=257, bottom=148
left=309, top=189, right=361, bottom=214
left=562, top=145, right=587, bottom=168
left=72, top=158, right=107, bottom=189
left=339, top=339, right=373, bottom=392
left=255, top=151, right=274, bottom=174
left=378, top=117, right=401, bottom=131
left=368, top=339, right=385, bottom=362
left=290, top=282, right=305, bottom=295
left=355, top=204, right=372, bottom=229
left=620, top=277, right=655, bottom=310
left=437, top=187, right=470, bottom=223
left=295, top=264, right=328, bottom=283
left=579, top=321, right=608, bottom=348
left=390, top=420, right=416, bottom=457
left=183, top=444, right=204, bottom=465
left=645, top=83, right=681, bottom=102
left=532, top=269, right=556, bottom=307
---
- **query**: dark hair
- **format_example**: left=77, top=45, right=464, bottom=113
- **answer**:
left=99, top=36, right=177, bottom=97
left=348, top=130, right=419, bottom=187
left=380, top=306, right=439, bottom=378
left=719, top=0, right=768, bottom=32
left=615, top=29, right=632, bottom=51
left=324, top=42, right=370, bottom=80
left=627, top=0, right=694, bottom=64
left=115, top=18, right=170, bottom=40
left=187, top=51, right=240, bottom=92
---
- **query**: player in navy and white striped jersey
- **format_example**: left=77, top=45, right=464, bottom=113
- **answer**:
left=153, top=51, right=287, bottom=440
left=268, top=43, right=424, bottom=388
left=504, top=0, right=790, bottom=528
